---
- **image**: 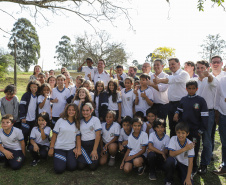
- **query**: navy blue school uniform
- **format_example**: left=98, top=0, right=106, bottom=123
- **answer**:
left=78, top=116, right=102, bottom=171
left=19, top=92, right=38, bottom=145
left=94, top=91, right=108, bottom=122
left=176, top=94, right=208, bottom=172
left=0, top=127, right=25, bottom=170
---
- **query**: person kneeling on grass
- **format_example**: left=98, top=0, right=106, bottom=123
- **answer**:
left=0, top=114, right=25, bottom=170
left=165, top=122, right=195, bottom=185
left=147, top=118, right=170, bottom=181
left=100, top=111, right=121, bottom=166
left=120, top=117, right=148, bottom=175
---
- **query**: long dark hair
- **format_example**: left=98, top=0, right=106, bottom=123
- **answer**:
left=36, top=112, right=51, bottom=127
left=107, top=79, right=118, bottom=103
left=26, top=80, right=41, bottom=95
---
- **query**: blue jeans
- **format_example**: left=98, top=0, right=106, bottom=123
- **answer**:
left=219, top=113, right=226, bottom=169
left=200, top=110, right=215, bottom=166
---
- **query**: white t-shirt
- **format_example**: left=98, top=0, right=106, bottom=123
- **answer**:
left=121, top=88, right=136, bottom=117
left=81, top=66, right=97, bottom=81
left=135, top=87, right=154, bottom=116
left=51, top=87, right=70, bottom=117
left=127, top=131, right=148, bottom=156
left=0, top=127, right=24, bottom=150
left=53, top=118, right=80, bottom=150
left=30, top=126, right=51, bottom=146
left=118, top=128, right=132, bottom=143
left=215, top=76, right=226, bottom=115
left=108, top=92, right=122, bottom=111
left=101, top=122, right=121, bottom=144
left=38, top=95, right=51, bottom=118
left=168, top=136, right=195, bottom=166
left=94, top=71, right=111, bottom=87
left=26, top=94, right=37, bottom=121
left=148, top=132, right=170, bottom=151
left=80, top=116, right=102, bottom=141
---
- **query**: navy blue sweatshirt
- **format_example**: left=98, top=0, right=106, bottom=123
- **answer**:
left=176, top=94, right=209, bottom=134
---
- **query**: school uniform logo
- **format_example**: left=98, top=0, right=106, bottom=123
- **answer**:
left=184, top=151, right=188, bottom=158
left=12, top=138, right=17, bottom=142
left=140, top=144, right=143, bottom=149
left=17, top=156, right=22, bottom=162
left=194, top=103, right=200, bottom=110
left=64, top=96, right=67, bottom=100
left=161, top=144, right=165, bottom=151
left=89, top=126, right=94, bottom=131
left=110, top=133, right=114, bottom=137
left=126, top=97, right=130, bottom=101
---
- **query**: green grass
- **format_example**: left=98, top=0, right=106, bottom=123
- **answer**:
left=0, top=73, right=225, bottom=185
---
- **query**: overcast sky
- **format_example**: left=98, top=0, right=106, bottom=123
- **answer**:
left=1, top=0, right=226, bottom=71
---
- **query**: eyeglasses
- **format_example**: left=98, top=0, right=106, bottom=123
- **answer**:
left=212, top=61, right=222, bottom=64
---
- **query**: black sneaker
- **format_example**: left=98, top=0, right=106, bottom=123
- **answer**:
left=149, top=172, right=157, bottom=180
left=198, top=165, right=207, bottom=175
left=137, top=165, right=146, bottom=175
left=30, top=159, right=40, bottom=166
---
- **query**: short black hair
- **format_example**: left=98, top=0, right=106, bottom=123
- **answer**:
left=154, top=59, right=164, bottom=65
left=134, top=111, right=144, bottom=119
left=4, top=84, right=16, bottom=94
left=132, top=117, right=143, bottom=125
left=168, top=57, right=179, bottom=63
left=146, top=107, right=158, bottom=117
left=86, top=58, right=93, bottom=62
left=139, top=73, right=150, bottom=80
left=121, top=116, right=133, bottom=125
left=196, top=60, right=209, bottom=68
left=186, top=80, right=198, bottom=88
left=211, top=55, right=222, bottom=62
left=153, top=118, right=166, bottom=129
left=116, top=65, right=123, bottom=69
left=175, top=122, right=189, bottom=133
left=185, top=61, right=196, bottom=72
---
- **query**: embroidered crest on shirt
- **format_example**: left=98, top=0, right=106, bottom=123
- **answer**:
left=110, top=133, right=114, bottom=137
left=126, top=97, right=130, bottom=101
left=193, top=103, right=200, bottom=109
left=17, top=156, right=22, bottom=162
left=89, top=126, right=94, bottom=131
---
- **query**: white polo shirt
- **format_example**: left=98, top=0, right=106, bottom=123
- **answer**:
left=108, top=92, right=122, bottom=111
left=51, top=87, right=70, bottom=117
left=80, top=116, right=102, bottom=141
left=215, top=76, right=226, bottom=115
left=167, top=69, right=190, bottom=101
left=26, top=94, right=38, bottom=121
left=81, top=66, right=97, bottom=81
left=38, top=95, right=51, bottom=118
left=121, top=88, right=136, bottom=117
left=127, top=131, right=148, bottom=156
left=101, top=122, right=121, bottom=144
left=148, top=132, right=170, bottom=151
left=135, top=87, right=154, bottom=116
left=168, top=136, right=195, bottom=166
left=53, top=118, right=80, bottom=150
left=151, top=72, right=169, bottom=104
left=0, top=127, right=24, bottom=150
left=211, top=71, right=226, bottom=81
left=118, top=128, right=132, bottom=143
left=30, top=126, right=51, bottom=146
left=94, top=71, right=111, bottom=87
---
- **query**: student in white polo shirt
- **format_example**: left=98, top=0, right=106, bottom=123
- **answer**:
left=121, top=77, right=136, bottom=118
left=38, top=83, right=51, bottom=119
left=48, top=104, right=81, bottom=174
left=0, top=114, right=25, bottom=170
left=154, top=58, right=190, bottom=137
left=134, top=73, right=154, bottom=117
left=29, top=112, right=51, bottom=166
left=50, top=74, right=70, bottom=129
left=77, top=103, right=102, bottom=171
left=120, top=118, right=148, bottom=176
left=100, top=111, right=121, bottom=167
left=77, top=58, right=97, bottom=81
left=147, top=118, right=170, bottom=181
left=165, top=122, right=195, bottom=185
left=93, top=59, right=111, bottom=87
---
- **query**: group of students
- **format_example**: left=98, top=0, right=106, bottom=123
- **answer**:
left=0, top=57, right=225, bottom=185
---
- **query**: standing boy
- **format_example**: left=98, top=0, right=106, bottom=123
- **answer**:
left=77, top=58, right=97, bottom=81
left=173, top=80, right=209, bottom=176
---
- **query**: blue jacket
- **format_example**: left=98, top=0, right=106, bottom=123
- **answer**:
left=94, top=91, right=108, bottom=121
left=19, top=92, right=38, bottom=120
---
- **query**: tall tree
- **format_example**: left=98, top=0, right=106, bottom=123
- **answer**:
left=55, top=35, right=75, bottom=69
left=200, top=34, right=226, bottom=62
left=149, top=47, right=176, bottom=65
left=73, top=31, right=129, bottom=68
left=0, top=49, right=14, bottom=80
left=8, top=18, right=40, bottom=72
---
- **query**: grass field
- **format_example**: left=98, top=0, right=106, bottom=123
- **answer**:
left=0, top=73, right=225, bottom=185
